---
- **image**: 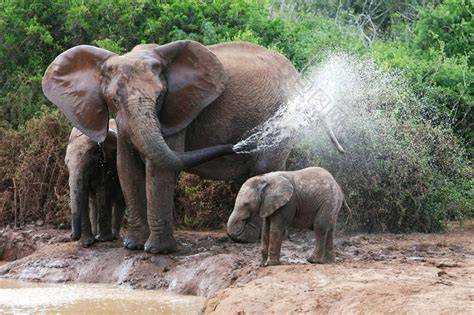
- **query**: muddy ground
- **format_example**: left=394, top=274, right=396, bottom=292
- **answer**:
left=0, top=221, right=473, bottom=314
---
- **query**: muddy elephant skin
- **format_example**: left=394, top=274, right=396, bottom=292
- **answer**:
left=227, top=167, right=344, bottom=265
left=65, top=119, right=125, bottom=247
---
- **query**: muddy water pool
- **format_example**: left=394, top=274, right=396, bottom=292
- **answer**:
left=0, top=277, right=204, bottom=314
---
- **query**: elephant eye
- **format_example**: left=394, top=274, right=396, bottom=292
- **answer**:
left=102, top=64, right=114, bottom=74
left=151, top=62, right=162, bottom=72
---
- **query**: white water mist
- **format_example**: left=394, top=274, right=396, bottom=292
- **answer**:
left=233, top=53, right=406, bottom=154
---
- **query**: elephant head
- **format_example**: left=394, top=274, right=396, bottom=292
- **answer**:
left=227, top=174, right=294, bottom=242
left=43, top=41, right=232, bottom=170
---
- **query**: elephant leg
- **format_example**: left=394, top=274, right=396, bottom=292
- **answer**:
left=80, top=191, right=95, bottom=247
left=260, top=217, right=271, bottom=266
left=308, top=207, right=334, bottom=264
left=266, top=212, right=288, bottom=266
left=323, top=226, right=336, bottom=262
left=143, top=130, right=185, bottom=254
left=144, top=161, right=179, bottom=254
left=118, top=137, right=149, bottom=250
left=308, top=226, right=326, bottom=264
left=112, top=192, right=126, bottom=239
left=88, top=195, right=97, bottom=236
left=96, top=184, right=114, bottom=242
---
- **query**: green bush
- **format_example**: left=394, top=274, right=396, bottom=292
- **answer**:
left=370, top=0, right=473, bottom=150
left=296, top=115, right=472, bottom=232
left=0, top=74, right=51, bottom=129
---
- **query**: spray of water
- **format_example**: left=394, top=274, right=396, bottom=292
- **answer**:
left=233, top=53, right=407, bottom=154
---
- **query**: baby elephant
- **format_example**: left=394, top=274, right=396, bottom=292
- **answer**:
left=65, top=119, right=125, bottom=247
left=227, top=167, right=344, bottom=266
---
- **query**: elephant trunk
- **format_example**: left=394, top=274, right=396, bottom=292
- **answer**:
left=68, top=174, right=86, bottom=240
left=128, top=99, right=235, bottom=170
left=227, top=211, right=261, bottom=243
left=179, top=145, right=235, bottom=169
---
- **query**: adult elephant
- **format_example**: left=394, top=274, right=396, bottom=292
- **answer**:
left=43, top=40, right=307, bottom=254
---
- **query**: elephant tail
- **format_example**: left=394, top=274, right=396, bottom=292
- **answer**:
left=337, top=183, right=353, bottom=225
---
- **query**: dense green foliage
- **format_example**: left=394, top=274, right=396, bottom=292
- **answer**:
left=371, top=0, right=473, bottom=148
left=0, top=0, right=472, bottom=231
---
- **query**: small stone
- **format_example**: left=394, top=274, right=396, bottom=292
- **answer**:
left=438, top=270, right=448, bottom=277
left=35, top=220, right=44, bottom=227
left=436, top=261, right=461, bottom=268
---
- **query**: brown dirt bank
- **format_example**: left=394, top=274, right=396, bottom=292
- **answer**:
left=1, top=222, right=473, bottom=314
left=0, top=227, right=260, bottom=296
left=204, top=221, right=474, bottom=314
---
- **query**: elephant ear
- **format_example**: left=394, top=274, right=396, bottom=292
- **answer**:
left=42, top=45, right=116, bottom=143
left=259, top=175, right=294, bottom=218
left=154, top=40, right=227, bottom=136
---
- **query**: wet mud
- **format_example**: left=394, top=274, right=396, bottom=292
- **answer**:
left=1, top=222, right=473, bottom=313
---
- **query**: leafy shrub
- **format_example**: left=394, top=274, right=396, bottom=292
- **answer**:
left=0, top=74, right=51, bottom=129
left=370, top=0, right=473, bottom=150
left=302, top=114, right=472, bottom=233
left=175, top=174, right=241, bottom=229
left=0, top=112, right=70, bottom=227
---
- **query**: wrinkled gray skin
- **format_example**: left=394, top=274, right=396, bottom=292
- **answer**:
left=65, top=119, right=125, bottom=247
left=43, top=40, right=344, bottom=254
left=227, top=167, right=344, bottom=266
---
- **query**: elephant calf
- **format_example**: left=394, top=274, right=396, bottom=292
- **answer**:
left=65, top=119, right=125, bottom=247
left=227, top=167, right=344, bottom=266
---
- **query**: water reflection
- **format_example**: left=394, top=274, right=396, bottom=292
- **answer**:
left=0, top=278, right=203, bottom=314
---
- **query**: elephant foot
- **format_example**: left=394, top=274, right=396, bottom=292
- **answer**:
left=95, top=233, right=114, bottom=242
left=265, top=258, right=281, bottom=266
left=112, top=230, right=121, bottom=240
left=80, top=235, right=95, bottom=248
left=124, top=229, right=148, bottom=250
left=307, top=254, right=334, bottom=264
left=124, top=237, right=144, bottom=250
left=70, top=232, right=80, bottom=241
left=144, top=236, right=178, bottom=254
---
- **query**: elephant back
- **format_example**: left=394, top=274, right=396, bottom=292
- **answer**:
left=186, top=42, right=299, bottom=148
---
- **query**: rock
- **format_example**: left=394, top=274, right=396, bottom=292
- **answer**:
left=436, top=261, right=461, bottom=268
left=438, top=270, right=448, bottom=277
